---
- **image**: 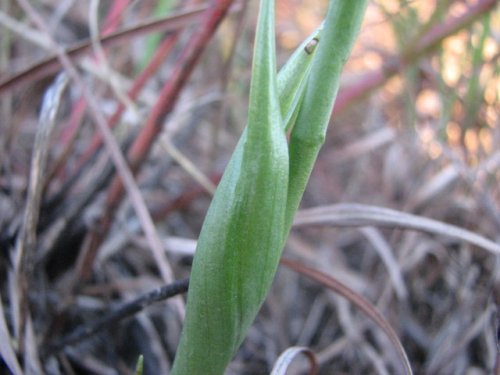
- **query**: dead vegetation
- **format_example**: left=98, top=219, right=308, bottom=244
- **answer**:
left=0, top=0, right=499, bottom=374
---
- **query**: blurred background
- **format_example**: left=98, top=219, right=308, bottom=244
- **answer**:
left=0, top=0, right=499, bottom=374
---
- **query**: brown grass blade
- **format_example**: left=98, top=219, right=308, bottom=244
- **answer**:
left=359, top=227, right=407, bottom=300
left=0, top=292, right=22, bottom=375
left=12, top=73, right=68, bottom=341
left=280, top=257, right=413, bottom=375
left=0, top=6, right=207, bottom=96
left=15, top=0, right=184, bottom=318
left=270, top=346, right=318, bottom=375
left=295, top=203, right=500, bottom=255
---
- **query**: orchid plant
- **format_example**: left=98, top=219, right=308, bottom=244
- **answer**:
left=171, top=1, right=368, bottom=374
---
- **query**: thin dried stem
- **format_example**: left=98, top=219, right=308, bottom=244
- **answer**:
left=15, top=0, right=185, bottom=318
left=281, top=257, right=413, bottom=375
left=0, top=6, right=207, bottom=95
left=79, top=0, right=234, bottom=299
left=45, top=278, right=189, bottom=355
left=12, top=73, right=68, bottom=342
left=295, top=203, right=500, bottom=255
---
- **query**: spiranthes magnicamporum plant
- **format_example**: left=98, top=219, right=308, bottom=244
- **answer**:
left=170, top=1, right=368, bottom=374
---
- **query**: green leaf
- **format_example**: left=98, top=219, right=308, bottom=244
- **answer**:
left=138, top=0, right=176, bottom=71
left=170, top=1, right=287, bottom=373
left=134, top=355, right=144, bottom=375
left=278, top=26, right=322, bottom=132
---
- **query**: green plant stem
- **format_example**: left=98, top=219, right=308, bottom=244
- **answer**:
left=171, top=2, right=369, bottom=374
left=170, top=2, right=287, bottom=373
left=285, top=0, right=369, bottom=232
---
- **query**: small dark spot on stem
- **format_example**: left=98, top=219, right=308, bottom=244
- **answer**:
left=304, top=37, right=319, bottom=54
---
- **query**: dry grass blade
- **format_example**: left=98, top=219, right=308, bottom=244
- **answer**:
left=270, top=346, right=318, bottom=375
left=67, top=31, right=180, bottom=182
left=495, top=291, right=500, bottom=375
left=24, top=316, right=42, bottom=374
left=12, top=73, right=68, bottom=342
left=73, top=0, right=234, bottom=298
left=0, top=6, right=207, bottom=95
left=160, top=137, right=216, bottom=195
left=88, top=0, right=136, bottom=113
left=426, top=304, right=495, bottom=374
left=0, top=10, right=51, bottom=49
left=0, top=292, right=22, bottom=375
left=330, top=127, right=395, bottom=163
left=359, top=227, right=407, bottom=300
left=46, top=278, right=189, bottom=355
left=280, top=257, right=413, bottom=375
left=14, top=73, right=68, bottom=263
left=294, top=203, right=500, bottom=255
left=407, top=165, right=459, bottom=211
left=15, top=0, right=184, bottom=317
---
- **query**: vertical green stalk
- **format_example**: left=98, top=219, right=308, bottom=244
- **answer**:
left=139, top=0, right=176, bottom=71
left=171, top=1, right=368, bottom=374
left=463, top=13, right=490, bottom=129
left=170, top=1, right=287, bottom=374
left=285, top=1, right=368, bottom=231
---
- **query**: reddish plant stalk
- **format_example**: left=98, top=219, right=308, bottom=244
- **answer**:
left=150, top=173, right=222, bottom=221
left=0, top=7, right=206, bottom=96
left=78, top=0, right=235, bottom=279
left=54, top=2, right=199, bottom=204
left=102, top=0, right=130, bottom=34
left=46, top=97, right=87, bottom=185
left=74, top=33, right=179, bottom=172
left=49, top=0, right=129, bottom=184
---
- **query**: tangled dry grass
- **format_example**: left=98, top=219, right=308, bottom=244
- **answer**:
left=0, top=1, right=499, bottom=374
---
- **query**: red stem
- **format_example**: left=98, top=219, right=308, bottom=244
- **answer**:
left=79, top=0, right=234, bottom=279
left=46, top=1, right=129, bottom=185
left=0, top=7, right=206, bottom=96
left=107, top=0, right=234, bottom=206
left=74, top=33, right=179, bottom=171
left=102, top=0, right=129, bottom=34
